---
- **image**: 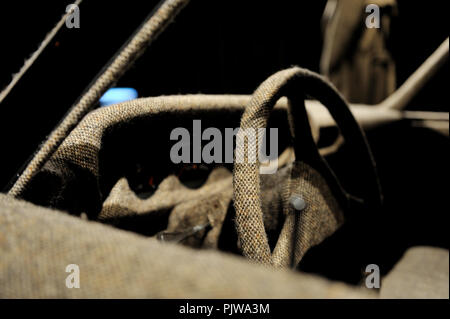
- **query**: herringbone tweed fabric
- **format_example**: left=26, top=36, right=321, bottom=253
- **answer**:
left=9, top=0, right=190, bottom=197
left=16, top=95, right=297, bottom=250
left=1, top=67, right=385, bottom=297
left=19, top=95, right=292, bottom=216
left=380, top=246, right=449, bottom=299
left=233, top=67, right=381, bottom=266
left=0, top=193, right=375, bottom=298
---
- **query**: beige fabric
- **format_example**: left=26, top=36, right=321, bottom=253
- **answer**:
left=3, top=67, right=386, bottom=297
left=233, top=67, right=348, bottom=267
left=15, top=68, right=371, bottom=269
left=0, top=193, right=375, bottom=298
left=381, top=246, right=449, bottom=299
left=321, top=0, right=397, bottom=104
left=99, top=164, right=297, bottom=250
left=378, top=37, right=449, bottom=110
left=100, top=168, right=232, bottom=220
left=101, top=167, right=233, bottom=249
left=14, top=94, right=314, bottom=254
left=9, top=0, right=190, bottom=197
left=17, top=95, right=293, bottom=214
left=272, top=162, right=344, bottom=268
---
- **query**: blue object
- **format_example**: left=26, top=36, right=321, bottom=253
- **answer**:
left=99, top=87, right=138, bottom=107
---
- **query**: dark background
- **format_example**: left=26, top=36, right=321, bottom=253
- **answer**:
left=0, top=0, right=448, bottom=284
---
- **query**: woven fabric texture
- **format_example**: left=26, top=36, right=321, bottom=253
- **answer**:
left=19, top=95, right=290, bottom=213
left=0, top=193, right=376, bottom=298
left=320, top=0, right=397, bottom=104
left=17, top=67, right=379, bottom=270
left=380, top=246, right=449, bottom=299
left=1, top=67, right=387, bottom=297
left=9, top=0, right=190, bottom=197
left=233, top=67, right=380, bottom=266
left=16, top=95, right=297, bottom=252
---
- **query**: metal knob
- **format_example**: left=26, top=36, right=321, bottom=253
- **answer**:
left=289, top=194, right=306, bottom=211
